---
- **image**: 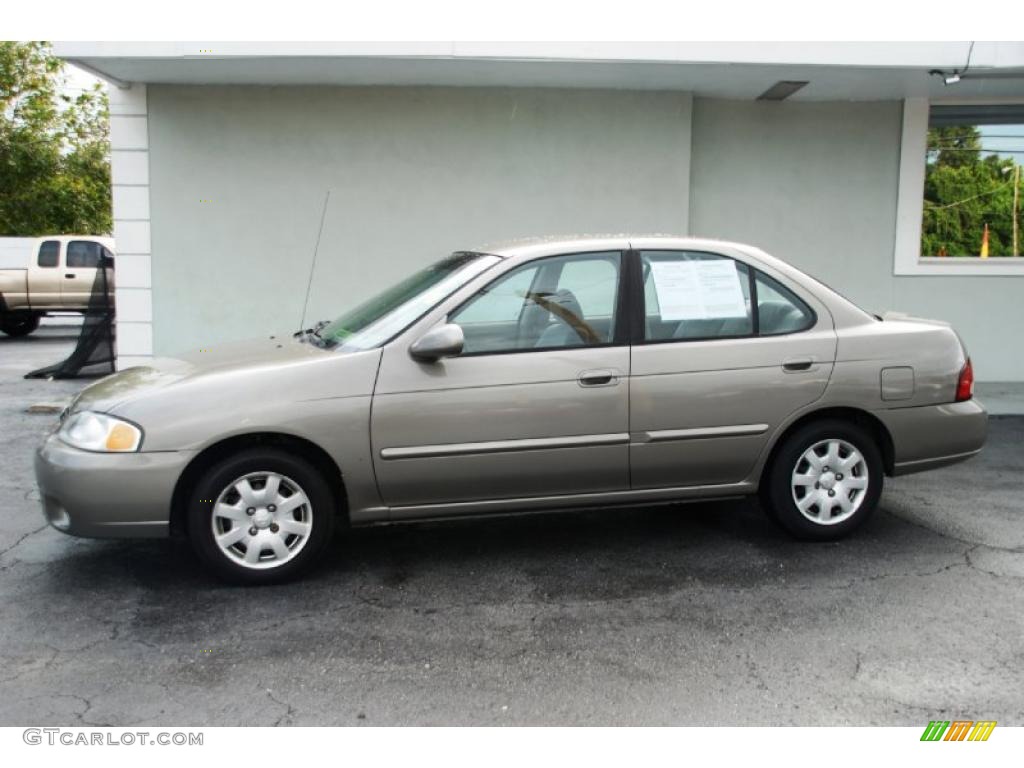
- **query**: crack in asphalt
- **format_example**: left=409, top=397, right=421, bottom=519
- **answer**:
left=10, top=671, right=180, bottom=728
left=851, top=690, right=944, bottom=717
left=265, top=689, right=298, bottom=727
left=880, top=506, right=1024, bottom=580
left=21, top=692, right=106, bottom=727
left=0, top=524, right=47, bottom=564
left=963, top=544, right=1023, bottom=580
left=884, top=499, right=1024, bottom=554
left=70, top=694, right=105, bottom=727
left=0, top=644, right=60, bottom=685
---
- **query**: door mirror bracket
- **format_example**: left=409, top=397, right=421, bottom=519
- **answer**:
left=409, top=323, right=464, bottom=362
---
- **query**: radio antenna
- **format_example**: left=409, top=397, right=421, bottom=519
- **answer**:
left=299, top=189, right=331, bottom=332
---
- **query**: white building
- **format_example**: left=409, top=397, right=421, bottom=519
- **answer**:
left=54, top=42, right=1024, bottom=380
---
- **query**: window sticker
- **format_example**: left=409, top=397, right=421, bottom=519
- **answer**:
left=650, top=259, right=747, bottom=321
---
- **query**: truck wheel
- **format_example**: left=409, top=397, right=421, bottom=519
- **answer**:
left=186, top=448, right=336, bottom=585
left=0, top=313, right=41, bottom=337
left=762, top=419, right=883, bottom=541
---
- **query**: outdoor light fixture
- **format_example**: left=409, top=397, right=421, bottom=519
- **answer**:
left=930, top=69, right=962, bottom=85
left=930, top=43, right=974, bottom=87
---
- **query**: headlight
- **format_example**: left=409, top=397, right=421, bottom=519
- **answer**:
left=59, top=411, right=143, bottom=452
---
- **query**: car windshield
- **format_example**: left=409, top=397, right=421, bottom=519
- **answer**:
left=319, top=251, right=501, bottom=351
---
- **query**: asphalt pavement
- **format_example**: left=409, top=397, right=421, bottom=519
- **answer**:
left=1, top=323, right=1022, bottom=726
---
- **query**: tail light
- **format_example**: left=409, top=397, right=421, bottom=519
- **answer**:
left=955, top=358, right=974, bottom=402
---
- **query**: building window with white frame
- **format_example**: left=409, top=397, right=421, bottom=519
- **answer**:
left=922, top=105, right=1024, bottom=259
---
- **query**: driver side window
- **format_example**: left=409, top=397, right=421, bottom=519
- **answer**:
left=451, top=251, right=621, bottom=355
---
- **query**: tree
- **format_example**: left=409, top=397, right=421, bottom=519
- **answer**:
left=922, top=125, right=1018, bottom=257
left=0, top=41, right=111, bottom=236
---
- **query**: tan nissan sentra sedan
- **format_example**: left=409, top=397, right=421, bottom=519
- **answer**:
left=36, top=237, right=987, bottom=584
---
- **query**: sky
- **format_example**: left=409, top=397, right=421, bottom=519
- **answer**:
left=977, top=125, right=1024, bottom=165
left=62, top=62, right=103, bottom=96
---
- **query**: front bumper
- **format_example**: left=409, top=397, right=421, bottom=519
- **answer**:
left=875, top=399, right=988, bottom=476
left=35, top=434, right=192, bottom=538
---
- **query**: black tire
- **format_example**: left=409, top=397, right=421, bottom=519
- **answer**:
left=187, top=448, right=336, bottom=585
left=1, top=312, right=41, bottom=337
left=762, top=419, right=883, bottom=541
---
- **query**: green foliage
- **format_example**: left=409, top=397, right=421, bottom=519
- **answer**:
left=922, top=125, right=1019, bottom=257
left=0, top=41, right=111, bottom=236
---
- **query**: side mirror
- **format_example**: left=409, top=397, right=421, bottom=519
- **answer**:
left=409, top=323, right=464, bottom=362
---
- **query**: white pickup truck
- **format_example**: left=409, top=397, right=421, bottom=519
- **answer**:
left=0, top=236, right=115, bottom=337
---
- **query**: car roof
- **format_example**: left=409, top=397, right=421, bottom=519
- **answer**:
left=476, top=234, right=757, bottom=260
left=32, top=235, right=116, bottom=250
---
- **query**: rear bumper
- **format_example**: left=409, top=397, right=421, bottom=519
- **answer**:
left=874, top=399, right=988, bottom=477
left=35, top=434, right=191, bottom=538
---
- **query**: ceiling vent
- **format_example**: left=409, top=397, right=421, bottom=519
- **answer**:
left=757, top=81, right=809, bottom=101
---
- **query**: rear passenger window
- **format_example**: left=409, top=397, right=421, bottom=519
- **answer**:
left=641, top=250, right=753, bottom=341
left=37, top=241, right=59, bottom=268
left=67, top=241, right=102, bottom=268
left=755, top=271, right=815, bottom=335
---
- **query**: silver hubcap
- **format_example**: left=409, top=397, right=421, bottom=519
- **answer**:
left=791, top=439, right=869, bottom=525
left=211, top=472, right=313, bottom=570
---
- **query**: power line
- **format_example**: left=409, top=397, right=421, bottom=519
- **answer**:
left=923, top=179, right=1014, bottom=211
left=927, top=147, right=1024, bottom=154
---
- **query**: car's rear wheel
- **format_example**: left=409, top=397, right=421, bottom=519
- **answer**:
left=1, top=312, right=41, bottom=337
left=187, top=448, right=335, bottom=584
left=763, top=419, right=883, bottom=540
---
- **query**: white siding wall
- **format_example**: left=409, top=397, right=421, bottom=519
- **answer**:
left=145, top=85, right=694, bottom=355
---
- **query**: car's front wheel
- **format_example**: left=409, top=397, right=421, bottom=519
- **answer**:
left=763, top=419, right=883, bottom=540
left=187, top=448, right=336, bottom=584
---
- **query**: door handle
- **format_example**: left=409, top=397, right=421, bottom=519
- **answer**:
left=578, top=369, right=619, bottom=387
left=782, top=357, right=814, bottom=372
left=65, top=273, right=75, bottom=279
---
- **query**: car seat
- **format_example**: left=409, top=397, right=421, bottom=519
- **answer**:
left=534, top=289, right=588, bottom=347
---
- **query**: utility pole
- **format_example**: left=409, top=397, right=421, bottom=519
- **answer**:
left=1014, top=164, right=1020, bottom=258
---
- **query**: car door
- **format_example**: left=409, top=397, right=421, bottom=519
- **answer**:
left=628, top=248, right=837, bottom=489
left=32, top=239, right=62, bottom=307
left=61, top=240, right=103, bottom=307
left=372, top=250, right=631, bottom=515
